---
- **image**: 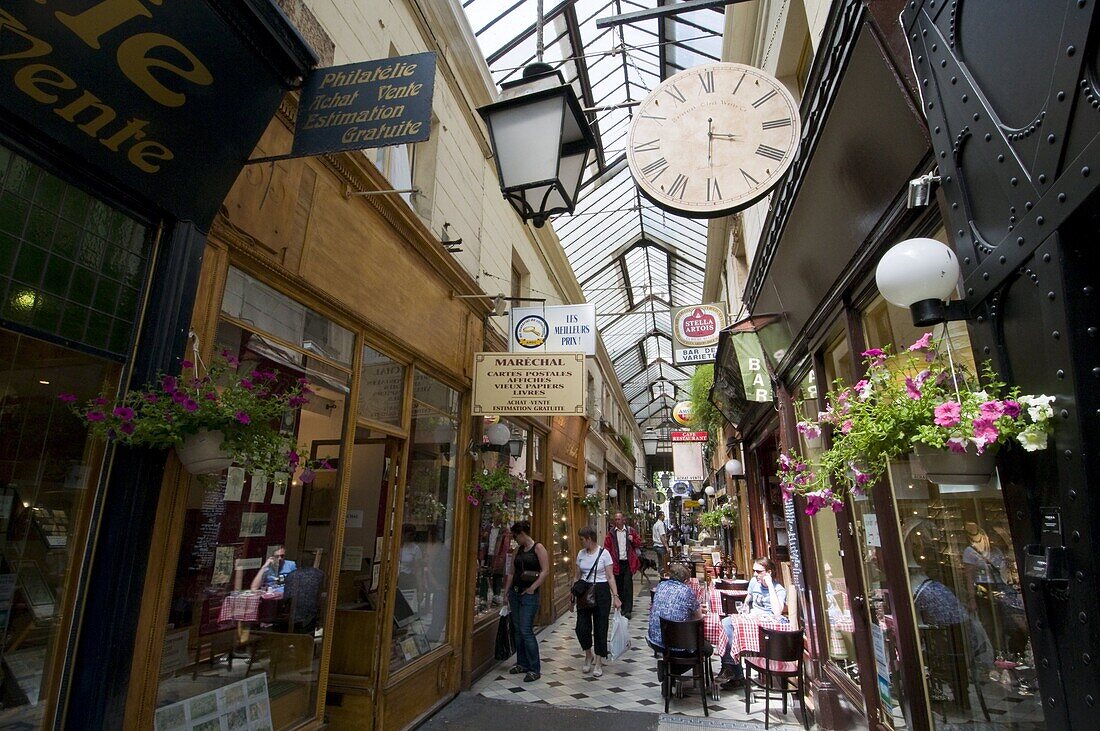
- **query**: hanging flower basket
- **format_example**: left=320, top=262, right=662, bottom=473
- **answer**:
left=175, top=428, right=233, bottom=475
left=913, top=443, right=997, bottom=485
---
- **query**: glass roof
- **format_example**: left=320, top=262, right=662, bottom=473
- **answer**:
left=463, top=0, right=725, bottom=435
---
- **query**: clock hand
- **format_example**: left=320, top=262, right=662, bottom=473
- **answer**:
left=708, top=118, right=713, bottom=165
left=710, top=132, right=740, bottom=140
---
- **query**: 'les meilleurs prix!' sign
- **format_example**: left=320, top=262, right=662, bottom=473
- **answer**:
left=292, top=53, right=436, bottom=157
left=0, top=1, right=292, bottom=226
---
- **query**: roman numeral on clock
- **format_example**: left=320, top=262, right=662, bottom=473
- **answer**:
left=633, top=138, right=661, bottom=153
left=664, top=84, right=686, bottom=103
left=707, top=177, right=723, bottom=202
left=641, top=157, right=670, bottom=182
left=762, top=117, right=792, bottom=130
left=752, top=89, right=778, bottom=108
left=756, top=144, right=785, bottom=161
left=667, top=174, right=689, bottom=199
left=740, top=168, right=760, bottom=187
left=640, top=112, right=666, bottom=122
left=698, top=70, right=715, bottom=94
left=732, top=73, right=746, bottom=96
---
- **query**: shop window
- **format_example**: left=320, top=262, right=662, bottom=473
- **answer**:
left=551, top=462, right=573, bottom=602
left=0, top=143, right=151, bottom=358
left=357, top=344, right=406, bottom=427
left=221, top=267, right=354, bottom=368
left=863, top=295, right=1045, bottom=728
left=0, top=329, right=121, bottom=728
left=388, top=371, right=460, bottom=673
left=153, top=318, right=350, bottom=731
left=473, top=421, right=530, bottom=621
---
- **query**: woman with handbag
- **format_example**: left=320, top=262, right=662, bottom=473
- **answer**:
left=571, top=526, right=621, bottom=677
left=502, top=521, right=549, bottom=682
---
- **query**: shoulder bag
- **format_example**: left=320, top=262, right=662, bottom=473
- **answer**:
left=571, top=548, right=603, bottom=609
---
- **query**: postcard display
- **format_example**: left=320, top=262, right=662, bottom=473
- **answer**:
left=154, top=673, right=273, bottom=731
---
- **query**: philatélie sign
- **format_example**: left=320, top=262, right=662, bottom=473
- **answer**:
left=0, top=0, right=294, bottom=225
left=509, top=304, right=596, bottom=356
left=672, top=304, right=725, bottom=364
left=292, top=53, right=436, bottom=157
left=472, top=353, right=585, bottom=416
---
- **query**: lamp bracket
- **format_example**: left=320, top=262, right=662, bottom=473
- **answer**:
left=909, top=298, right=972, bottom=327
left=344, top=184, right=420, bottom=199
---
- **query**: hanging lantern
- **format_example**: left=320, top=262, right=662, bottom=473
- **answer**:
left=478, top=64, right=596, bottom=227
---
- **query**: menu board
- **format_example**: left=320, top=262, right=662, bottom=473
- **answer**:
left=783, top=497, right=804, bottom=591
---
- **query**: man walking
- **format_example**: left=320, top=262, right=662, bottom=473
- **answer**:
left=651, top=510, right=669, bottom=572
left=604, top=511, right=642, bottom=618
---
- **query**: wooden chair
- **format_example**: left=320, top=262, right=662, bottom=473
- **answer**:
left=742, top=626, right=808, bottom=730
left=658, top=618, right=714, bottom=716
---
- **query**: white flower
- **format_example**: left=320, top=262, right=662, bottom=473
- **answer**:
left=1017, top=425, right=1048, bottom=452
left=1020, top=394, right=1055, bottom=422
left=858, top=381, right=873, bottom=400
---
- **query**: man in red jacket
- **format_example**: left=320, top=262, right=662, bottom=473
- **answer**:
left=604, top=511, right=642, bottom=618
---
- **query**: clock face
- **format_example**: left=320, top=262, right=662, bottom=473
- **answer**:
left=626, top=63, right=801, bottom=217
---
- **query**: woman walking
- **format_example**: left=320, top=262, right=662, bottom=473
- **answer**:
left=571, top=526, right=621, bottom=677
left=503, top=521, right=549, bottom=682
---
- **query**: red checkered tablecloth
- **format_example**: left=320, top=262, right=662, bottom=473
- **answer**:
left=217, top=592, right=281, bottom=622
left=703, top=611, right=795, bottom=671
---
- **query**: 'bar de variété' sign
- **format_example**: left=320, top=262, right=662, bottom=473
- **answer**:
left=292, top=53, right=436, bottom=157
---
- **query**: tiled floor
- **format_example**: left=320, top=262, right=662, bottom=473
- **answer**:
left=472, top=586, right=809, bottom=729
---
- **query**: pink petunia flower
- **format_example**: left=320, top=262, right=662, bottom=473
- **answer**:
left=971, top=417, right=1000, bottom=452
left=183, top=399, right=199, bottom=412
left=240, top=378, right=254, bottom=390
left=235, top=411, right=251, bottom=424
left=841, top=419, right=854, bottom=434
left=862, top=348, right=885, bottom=359
left=288, top=450, right=301, bottom=467
left=86, top=410, right=106, bottom=422
left=946, top=436, right=968, bottom=453
left=289, top=395, right=309, bottom=407
left=172, top=390, right=187, bottom=404
left=58, top=393, right=78, bottom=404
left=905, top=377, right=922, bottom=400
left=831, top=500, right=844, bottom=513
left=113, top=406, right=135, bottom=421
left=934, top=401, right=961, bottom=427
left=1002, top=400, right=1021, bottom=418
left=162, top=376, right=177, bottom=392
left=93, top=396, right=108, bottom=406
left=908, top=333, right=933, bottom=351
left=227, top=355, right=240, bottom=367
left=145, top=393, right=159, bottom=403
left=120, top=422, right=135, bottom=435
left=181, top=359, right=194, bottom=369
left=300, top=468, right=316, bottom=484
left=980, top=400, right=1006, bottom=419
left=204, top=392, right=218, bottom=401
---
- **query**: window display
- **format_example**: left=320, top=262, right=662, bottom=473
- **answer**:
left=154, top=286, right=352, bottom=731
left=0, top=331, right=121, bottom=729
left=473, top=420, right=528, bottom=620
left=388, top=371, right=460, bottom=673
left=551, top=462, right=573, bottom=604
left=864, top=294, right=1045, bottom=728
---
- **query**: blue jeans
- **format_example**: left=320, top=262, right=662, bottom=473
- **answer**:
left=509, top=587, right=540, bottom=674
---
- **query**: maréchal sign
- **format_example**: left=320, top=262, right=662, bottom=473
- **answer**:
left=472, top=353, right=585, bottom=416
left=292, top=53, right=436, bottom=157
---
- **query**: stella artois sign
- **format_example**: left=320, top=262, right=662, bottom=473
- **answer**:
left=672, top=304, right=725, bottom=364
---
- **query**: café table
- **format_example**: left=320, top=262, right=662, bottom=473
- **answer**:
left=218, top=591, right=284, bottom=623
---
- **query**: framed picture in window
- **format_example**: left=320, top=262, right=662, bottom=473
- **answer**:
left=14, top=561, right=56, bottom=621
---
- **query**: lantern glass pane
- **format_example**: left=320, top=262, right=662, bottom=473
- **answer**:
left=490, top=96, right=565, bottom=188
left=557, top=148, right=588, bottom=208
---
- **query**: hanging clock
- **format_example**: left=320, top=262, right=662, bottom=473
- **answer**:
left=626, top=62, right=801, bottom=217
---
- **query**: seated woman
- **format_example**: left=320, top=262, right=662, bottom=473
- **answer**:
left=715, top=557, right=786, bottom=686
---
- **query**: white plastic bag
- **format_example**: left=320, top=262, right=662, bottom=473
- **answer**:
left=499, top=603, right=510, bottom=617
left=609, top=609, right=630, bottom=660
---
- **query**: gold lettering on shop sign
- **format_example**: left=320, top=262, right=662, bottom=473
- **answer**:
left=2, top=2, right=215, bottom=174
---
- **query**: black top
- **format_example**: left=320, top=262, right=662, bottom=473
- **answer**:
left=514, top=543, right=541, bottom=589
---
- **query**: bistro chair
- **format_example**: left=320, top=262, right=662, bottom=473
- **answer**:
left=742, top=626, right=808, bottom=730
left=658, top=618, right=714, bottom=716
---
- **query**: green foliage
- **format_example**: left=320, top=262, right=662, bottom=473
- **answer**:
left=698, top=503, right=738, bottom=530
left=617, top=433, right=634, bottom=456
left=579, top=492, right=605, bottom=516
left=465, top=466, right=531, bottom=527
left=687, top=365, right=724, bottom=456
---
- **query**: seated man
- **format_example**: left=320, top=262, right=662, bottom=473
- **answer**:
left=251, top=545, right=297, bottom=593
left=647, top=563, right=710, bottom=680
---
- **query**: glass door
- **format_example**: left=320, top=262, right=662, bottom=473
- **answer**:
left=329, top=431, right=402, bottom=685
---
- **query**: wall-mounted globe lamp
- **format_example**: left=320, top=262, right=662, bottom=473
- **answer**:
left=608, top=488, right=618, bottom=499
left=704, top=485, right=716, bottom=496
left=586, top=472, right=598, bottom=487
left=875, top=238, right=970, bottom=327
left=487, top=422, right=511, bottom=447
left=724, top=459, right=744, bottom=478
